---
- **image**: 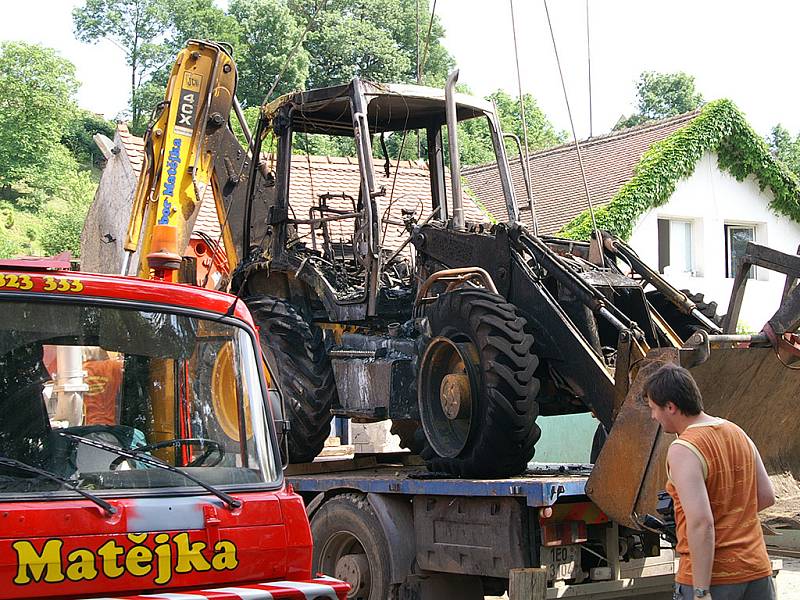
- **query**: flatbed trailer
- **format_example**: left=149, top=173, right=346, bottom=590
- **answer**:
left=287, top=455, right=675, bottom=600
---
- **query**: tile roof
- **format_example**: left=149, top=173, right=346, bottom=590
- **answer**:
left=117, top=124, right=144, bottom=179
left=117, top=126, right=486, bottom=253
left=462, top=110, right=701, bottom=235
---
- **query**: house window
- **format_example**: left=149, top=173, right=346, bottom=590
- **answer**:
left=657, top=218, right=693, bottom=274
left=725, top=224, right=755, bottom=279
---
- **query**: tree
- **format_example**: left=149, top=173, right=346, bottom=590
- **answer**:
left=614, top=71, right=704, bottom=131
left=38, top=165, right=97, bottom=257
left=62, top=109, right=116, bottom=169
left=458, top=90, right=566, bottom=166
left=73, top=0, right=172, bottom=131
left=0, top=41, right=97, bottom=257
left=228, top=0, right=310, bottom=106
left=168, top=0, right=240, bottom=55
left=768, top=124, right=800, bottom=177
left=0, top=42, right=79, bottom=189
left=291, top=0, right=453, bottom=89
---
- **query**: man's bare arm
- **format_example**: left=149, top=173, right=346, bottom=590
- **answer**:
left=751, top=440, right=775, bottom=511
left=669, top=443, right=715, bottom=591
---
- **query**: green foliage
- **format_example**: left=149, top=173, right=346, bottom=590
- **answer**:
left=768, top=124, right=800, bottom=177
left=73, top=0, right=172, bottom=129
left=230, top=105, right=260, bottom=149
left=291, top=0, right=453, bottom=89
left=168, top=0, right=240, bottom=54
left=560, top=100, right=800, bottom=240
left=0, top=42, right=79, bottom=187
left=228, top=0, right=309, bottom=106
left=3, top=147, right=96, bottom=258
left=62, top=109, right=116, bottom=167
left=459, top=90, right=566, bottom=166
left=0, top=41, right=97, bottom=258
left=614, top=71, right=704, bottom=131
left=38, top=182, right=95, bottom=258
left=74, top=0, right=455, bottom=130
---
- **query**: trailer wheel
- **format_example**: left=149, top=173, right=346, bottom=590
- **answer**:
left=646, top=289, right=724, bottom=341
left=418, top=288, right=541, bottom=478
left=311, top=493, right=393, bottom=600
left=245, top=296, right=334, bottom=463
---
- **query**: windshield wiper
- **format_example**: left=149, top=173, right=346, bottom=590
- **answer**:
left=0, top=456, right=116, bottom=516
left=57, top=432, right=242, bottom=510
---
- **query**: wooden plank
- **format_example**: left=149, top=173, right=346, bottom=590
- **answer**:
left=284, top=455, right=378, bottom=476
left=508, top=567, right=547, bottom=600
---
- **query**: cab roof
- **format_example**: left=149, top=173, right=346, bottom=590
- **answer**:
left=263, top=79, right=495, bottom=135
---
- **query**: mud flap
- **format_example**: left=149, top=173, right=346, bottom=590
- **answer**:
left=586, top=348, right=677, bottom=530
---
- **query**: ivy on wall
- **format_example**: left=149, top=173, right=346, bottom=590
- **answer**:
left=558, top=99, right=800, bottom=240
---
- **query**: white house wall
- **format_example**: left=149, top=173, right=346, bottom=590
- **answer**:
left=627, top=151, right=800, bottom=331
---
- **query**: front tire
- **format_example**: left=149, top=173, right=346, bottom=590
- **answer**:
left=419, top=288, right=541, bottom=478
left=245, top=296, right=335, bottom=463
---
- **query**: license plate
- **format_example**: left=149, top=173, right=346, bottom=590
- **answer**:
left=541, top=544, right=581, bottom=581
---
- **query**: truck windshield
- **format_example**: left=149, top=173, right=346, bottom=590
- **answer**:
left=0, top=300, right=279, bottom=496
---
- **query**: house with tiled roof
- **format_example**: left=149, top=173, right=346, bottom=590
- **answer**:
left=463, top=100, right=800, bottom=331
left=81, top=124, right=486, bottom=283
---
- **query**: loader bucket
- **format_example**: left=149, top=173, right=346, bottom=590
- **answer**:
left=586, top=349, right=677, bottom=530
left=690, top=346, right=800, bottom=501
left=588, top=345, right=800, bottom=529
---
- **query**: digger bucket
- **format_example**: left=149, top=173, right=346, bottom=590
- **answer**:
left=691, top=346, right=800, bottom=500
left=588, top=344, right=800, bottom=529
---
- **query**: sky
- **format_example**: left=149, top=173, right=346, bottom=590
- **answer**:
left=1, top=0, right=799, bottom=141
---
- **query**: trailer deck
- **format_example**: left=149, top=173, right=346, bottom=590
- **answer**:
left=286, top=455, right=592, bottom=507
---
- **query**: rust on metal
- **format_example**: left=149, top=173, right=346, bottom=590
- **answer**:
left=415, top=266, right=499, bottom=306
left=587, top=348, right=677, bottom=529
left=440, top=373, right=471, bottom=420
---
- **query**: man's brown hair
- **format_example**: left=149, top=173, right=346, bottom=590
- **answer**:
left=643, top=363, right=704, bottom=416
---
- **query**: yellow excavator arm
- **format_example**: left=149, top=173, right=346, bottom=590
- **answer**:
left=123, top=40, right=238, bottom=282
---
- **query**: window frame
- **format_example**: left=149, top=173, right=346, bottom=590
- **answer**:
left=657, top=217, right=695, bottom=275
left=724, top=223, right=757, bottom=280
left=0, top=291, right=284, bottom=503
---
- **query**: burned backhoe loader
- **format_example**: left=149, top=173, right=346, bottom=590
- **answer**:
left=126, top=41, right=800, bottom=532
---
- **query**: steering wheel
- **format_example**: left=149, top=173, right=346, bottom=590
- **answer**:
left=109, top=438, right=224, bottom=470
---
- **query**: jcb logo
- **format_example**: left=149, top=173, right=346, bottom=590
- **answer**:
left=183, top=72, right=201, bottom=92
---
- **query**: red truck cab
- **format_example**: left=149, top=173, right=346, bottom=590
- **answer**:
left=0, top=264, right=348, bottom=599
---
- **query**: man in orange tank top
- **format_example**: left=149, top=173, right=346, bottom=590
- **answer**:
left=643, top=363, right=776, bottom=600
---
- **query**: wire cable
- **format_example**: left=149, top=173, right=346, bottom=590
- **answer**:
left=509, top=0, right=537, bottom=233
left=419, top=0, right=438, bottom=81
left=543, top=0, right=604, bottom=265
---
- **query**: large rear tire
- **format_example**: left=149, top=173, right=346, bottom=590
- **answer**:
left=646, top=289, right=723, bottom=341
left=419, top=288, right=541, bottom=478
left=311, top=493, right=394, bottom=600
left=245, top=296, right=334, bottom=463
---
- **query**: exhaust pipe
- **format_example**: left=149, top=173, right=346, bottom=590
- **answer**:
left=445, top=69, right=465, bottom=231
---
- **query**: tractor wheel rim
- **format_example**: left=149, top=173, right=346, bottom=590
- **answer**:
left=418, top=336, right=479, bottom=458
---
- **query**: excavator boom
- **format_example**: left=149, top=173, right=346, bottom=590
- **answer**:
left=123, top=40, right=238, bottom=281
